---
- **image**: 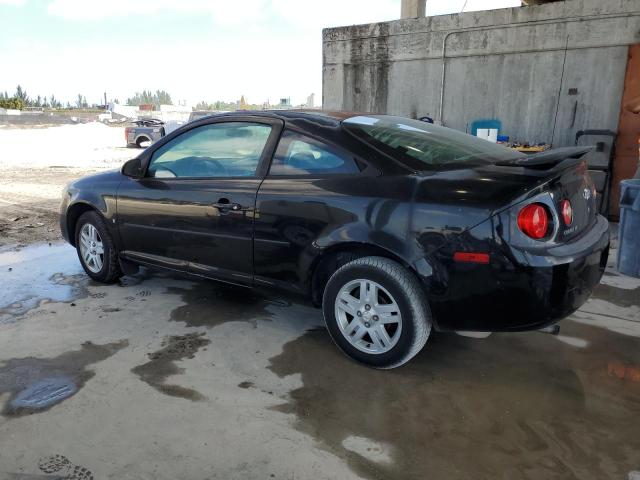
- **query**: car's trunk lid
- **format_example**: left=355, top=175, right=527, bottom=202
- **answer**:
left=413, top=148, right=598, bottom=241
left=496, top=148, right=599, bottom=242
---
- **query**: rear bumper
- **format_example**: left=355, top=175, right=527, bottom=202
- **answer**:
left=429, top=215, right=610, bottom=332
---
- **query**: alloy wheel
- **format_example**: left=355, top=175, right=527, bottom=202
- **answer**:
left=79, top=223, right=105, bottom=273
left=334, top=279, right=402, bottom=354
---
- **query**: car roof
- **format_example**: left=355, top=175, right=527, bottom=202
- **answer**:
left=203, top=109, right=374, bottom=126
left=186, top=110, right=410, bottom=174
left=156, top=109, right=413, bottom=176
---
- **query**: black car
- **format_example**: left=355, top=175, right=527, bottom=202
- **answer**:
left=60, top=111, right=609, bottom=368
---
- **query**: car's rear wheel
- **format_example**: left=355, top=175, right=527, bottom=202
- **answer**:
left=136, top=136, right=150, bottom=148
left=75, top=211, right=122, bottom=283
left=322, top=256, right=431, bottom=369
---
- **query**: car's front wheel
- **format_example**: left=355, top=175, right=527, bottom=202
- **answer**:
left=75, top=211, right=122, bottom=283
left=322, top=256, right=431, bottom=369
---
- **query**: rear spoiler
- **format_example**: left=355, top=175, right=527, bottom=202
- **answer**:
left=495, top=146, right=594, bottom=168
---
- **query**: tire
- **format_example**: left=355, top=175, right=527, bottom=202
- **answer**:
left=136, top=137, right=150, bottom=148
left=322, top=256, right=431, bottom=369
left=75, top=211, right=122, bottom=283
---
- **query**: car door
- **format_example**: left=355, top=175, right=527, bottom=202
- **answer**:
left=253, top=129, right=371, bottom=292
left=117, top=117, right=283, bottom=285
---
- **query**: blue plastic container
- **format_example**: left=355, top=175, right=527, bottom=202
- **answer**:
left=470, top=119, right=502, bottom=137
left=617, top=179, right=640, bottom=278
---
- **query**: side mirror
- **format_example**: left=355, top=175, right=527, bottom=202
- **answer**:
left=122, top=157, right=144, bottom=178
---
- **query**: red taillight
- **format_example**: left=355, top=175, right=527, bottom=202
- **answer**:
left=560, top=199, right=573, bottom=226
left=517, top=204, right=549, bottom=239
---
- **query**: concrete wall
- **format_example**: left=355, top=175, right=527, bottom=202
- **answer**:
left=0, top=114, right=79, bottom=126
left=323, top=0, right=640, bottom=147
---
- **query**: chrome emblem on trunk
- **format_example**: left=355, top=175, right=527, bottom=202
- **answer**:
left=583, top=187, right=592, bottom=200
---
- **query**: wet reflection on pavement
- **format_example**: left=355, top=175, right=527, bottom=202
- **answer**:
left=0, top=242, right=638, bottom=479
left=266, top=255, right=640, bottom=480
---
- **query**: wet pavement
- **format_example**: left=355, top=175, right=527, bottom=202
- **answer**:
left=0, top=242, right=638, bottom=479
left=131, top=333, right=210, bottom=401
left=0, top=340, right=128, bottom=418
left=0, top=243, right=85, bottom=321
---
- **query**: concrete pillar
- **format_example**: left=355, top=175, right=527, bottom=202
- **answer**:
left=401, top=0, right=426, bottom=19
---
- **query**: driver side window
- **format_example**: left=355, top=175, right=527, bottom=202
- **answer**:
left=148, top=122, right=272, bottom=178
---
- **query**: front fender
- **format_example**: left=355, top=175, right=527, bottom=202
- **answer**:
left=60, top=170, right=123, bottom=247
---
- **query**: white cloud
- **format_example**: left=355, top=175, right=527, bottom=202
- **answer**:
left=46, top=0, right=522, bottom=23
left=428, top=0, right=520, bottom=16
left=270, top=0, right=399, bottom=29
left=0, top=0, right=26, bottom=6
left=46, top=0, right=398, bottom=26
left=47, top=0, right=273, bottom=25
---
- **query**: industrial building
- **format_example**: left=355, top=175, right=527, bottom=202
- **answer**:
left=323, top=0, right=640, bottom=217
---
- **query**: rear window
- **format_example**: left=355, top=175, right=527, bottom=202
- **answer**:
left=342, top=115, right=524, bottom=170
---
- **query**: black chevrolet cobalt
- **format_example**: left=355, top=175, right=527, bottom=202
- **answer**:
left=60, top=111, right=609, bottom=368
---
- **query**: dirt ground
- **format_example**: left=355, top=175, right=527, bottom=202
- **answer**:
left=0, top=122, right=134, bottom=247
left=0, top=166, right=101, bottom=247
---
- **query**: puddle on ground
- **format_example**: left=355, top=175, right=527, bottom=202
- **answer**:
left=0, top=242, right=86, bottom=322
left=268, top=321, right=640, bottom=480
left=590, top=282, right=640, bottom=308
left=342, top=436, right=393, bottom=465
left=167, top=282, right=290, bottom=329
left=131, top=333, right=210, bottom=401
left=0, top=340, right=128, bottom=417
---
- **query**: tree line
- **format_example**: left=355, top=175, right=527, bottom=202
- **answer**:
left=126, top=90, right=173, bottom=107
left=0, top=85, right=175, bottom=111
left=0, top=85, right=95, bottom=110
left=0, top=85, right=65, bottom=110
left=194, top=97, right=265, bottom=111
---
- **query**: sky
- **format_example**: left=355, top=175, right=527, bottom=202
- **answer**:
left=0, top=0, right=520, bottom=107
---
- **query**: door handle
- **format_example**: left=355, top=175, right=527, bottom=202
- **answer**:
left=212, top=198, right=244, bottom=212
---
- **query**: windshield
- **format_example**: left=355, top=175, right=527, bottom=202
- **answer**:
left=342, top=115, right=524, bottom=170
